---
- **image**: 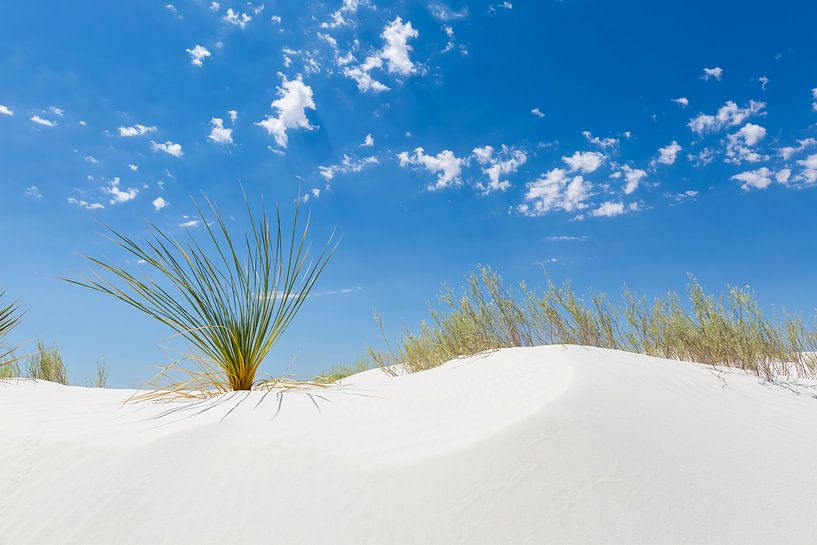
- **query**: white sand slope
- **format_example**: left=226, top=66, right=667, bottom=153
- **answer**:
left=2, top=345, right=817, bottom=545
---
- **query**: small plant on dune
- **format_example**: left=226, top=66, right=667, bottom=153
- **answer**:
left=26, top=339, right=69, bottom=384
left=0, top=292, right=24, bottom=374
left=66, top=192, right=336, bottom=397
left=93, top=357, right=109, bottom=388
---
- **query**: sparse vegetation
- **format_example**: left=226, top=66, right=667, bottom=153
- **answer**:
left=92, top=358, right=109, bottom=388
left=0, top=291, right=23, bottom=369
left=66, top=193, right=336, bottom=397
left=339, top=266, right=817, bottom=382
left=26, top=339, right=69, bottom=385
left=314, top=357, right=373, bottom=384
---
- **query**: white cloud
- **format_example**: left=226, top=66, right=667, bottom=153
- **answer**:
left=68, top=197, right=104, bottom=210
left=302, top=188, right=321, bottom=202
left=255, top=74, right=316, bottom=148
left=342, top=17, right=419, bottom=92
left=223, top=8, right=251, bottom=28
left=179, top=219, right=201, bottom=228
left=128, top=164, right=138, bottom=171
left=654, top=141, right=682, bottom=165
left=797, top=154, right=817, bottom=185
left=562, top=151, right=604, bottom=173
left=779, top=138, right=817, bottom=160
left=688, top=100, right=766, bottom=134
left=152, top=197, right=169, bottom=211
left=812, top=88, right=817, bottom=112
left=759, top=76, right=769, bottom=90
left=208, top=117, right=233, bottom=144
left=725, top=123, right=767, bottom=164
left=776, top=168, right=791, bottom=184
left=672, top=97, right=689, bottom=107
left=186, top=44, right=212, bottom=67
left=150, top=140, right=184, bottom=157
left=210, top=2, right=220, bottom=10
left=25, top=185, right=42, bottom=199
left=518, top=168, right=591, bottom=216
left=731, top=167, right=777, bottom=190
left=531, top=107, right=545, bottom=118
left=0, top=105, right=13, bottom=116
left=84, top=155, right=100, bottom=164
left=487, top=1, right=513, bottom=14
left=582, top=131, right=618, bottom=149
left=398, top=147, right=463, bottom=190
left=620, top=165, right=647, bottom=194
left=381, top=17, right=419, bottom=75
left=49, top=106, right=64, bottom=116
left=118, top=124, right=156, bottom=137
left=430, top=3, right=469, bottom=20
left=271, top=15, right=281, bottom=24
left=228, top=110, right=238, bottom=123
left=591, top=201, right=626, bottom=217
left=30, top=115, right=55, bottom=127
left=321, top=0, right=371, bottom=29
left=687, top=147, right=715, bottom=166
left=361, top=133, right=374, bottom=147
left=701, top=66, right=723, bottom=81
left=102, top=177, right=139, bottom=204
left=472, top=145, right=527, bottom=194
left=319, top=154, right=378, bottom=180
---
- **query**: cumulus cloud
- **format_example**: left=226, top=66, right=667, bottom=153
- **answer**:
left=472, top=145, right=527, bottom=194
left=102, top=177, right=139, bottom=204
left=150, top=140, right=184, bottom=157
left=701, top=66, right=723, bottom=81
left=725, top=123, right=768, bottom=164
left=25, top=185, right=42, bottom=199
left=562, top=151, right=604, bottom=173
left=0, top=104, right=13, bottom=116
left=531, top=107, right=545, bottom=118
left=779, top=138, right=817, bottom=160
left=361, top=133, right=374, bottom=147
left=518, top=168, right=591, bottom=216
left=255, top=74, right=316, bottom=148
left=68, top=197, right=104, bottom=210
left=591, top=201, right=626, bottom=217
left=582, top=131, right=618, bottom=150
left=223, top=8, right=251, bottom=28
left=30, top=115, right=56, bottom=127
left=797, top=154, right=817, bottom=185
left=128, top=164, right=138, bottom=171
left=398, top=147, right=463, bottom=190
left=186, top=44, right=212, bottom=67
left=758, top=76, right=769, bottom=90
left=228, top=110, right=238, bottom=123
left=343, top=17, right=419, bottom=92
left=620, top=165, right=647, bottom=194
left=731, top=167, right=777, bottom=190
left=208, top=117, right=233, bottom=144
left=210, top=2, right=220, bottom=10
left=688, top=100, right=766, bottom=134
left=152, top=197, right=169, bottom=211
left=321, top=0, right=371, bottom=29
left=118, top=124, right=156, bottom=137
left=654, top=141, right=682, bottom=166
left=672, top=97, right=689, bottom=107
left=319, top=154, right=379, bottom=180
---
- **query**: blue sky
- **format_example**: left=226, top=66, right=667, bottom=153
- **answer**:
left=2, top=0, right=817, bottom=386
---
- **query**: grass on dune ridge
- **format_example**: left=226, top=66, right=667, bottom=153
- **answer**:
left=322, top=266, right=817, bottom=383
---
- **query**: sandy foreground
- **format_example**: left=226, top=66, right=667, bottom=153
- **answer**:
left=1, top=345, right=816, bottom=545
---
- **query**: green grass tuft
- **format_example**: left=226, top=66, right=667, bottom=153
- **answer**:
left=26, top=339, right=69, bottom=384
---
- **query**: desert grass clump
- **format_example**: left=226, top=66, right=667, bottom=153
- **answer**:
left=351, top=266, right=817, bottom=380
left=66, top=192, right=336, bottom=397
left=26, top=339, right=69, bottom=384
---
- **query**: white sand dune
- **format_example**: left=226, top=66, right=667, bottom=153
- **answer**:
left=2, top=345, right=817, bottom=544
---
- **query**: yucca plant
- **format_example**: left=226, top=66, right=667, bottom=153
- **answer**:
left=66, top=192, right=336, bottom=396
left=0, top=291, right=23, bottom=369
